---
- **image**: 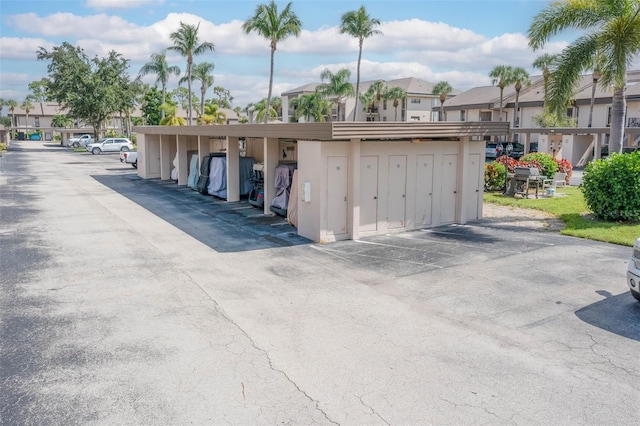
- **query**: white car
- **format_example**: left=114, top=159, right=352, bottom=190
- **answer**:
left=87, top=137, right=133, bottom=155
left=628, top=237, right=640, bottom=302
left=66, top=134, right=94, bottom=147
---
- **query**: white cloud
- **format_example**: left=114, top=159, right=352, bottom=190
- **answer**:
left=0, top=37, right=55, bottom=60
left=84, top=0, right=163, bottom=10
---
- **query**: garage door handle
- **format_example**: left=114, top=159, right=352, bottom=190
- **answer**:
left=373, top=196, right=377, bottom=199
left=453, top=191, right=457, bottom=194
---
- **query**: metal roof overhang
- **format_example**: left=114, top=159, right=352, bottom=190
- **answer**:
left=133, top=121, right=510, bottom=141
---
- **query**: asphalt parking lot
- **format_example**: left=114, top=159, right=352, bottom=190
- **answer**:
left=1, top=141, right=638, bottom=425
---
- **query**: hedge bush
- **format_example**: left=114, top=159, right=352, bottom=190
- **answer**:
left=581, top=152, right=640, bottom=221
left=520, top=152, right=559, bottom=178
left=484, top=162, right=506, bottom=191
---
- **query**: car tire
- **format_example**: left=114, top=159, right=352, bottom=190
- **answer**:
left=121, top=147, right=130, bottom=152
left=92, top=147, right=101, bottom=155
left=72, top=142, right=80, bottom=148
left=132, top=160, right=137, bottom=169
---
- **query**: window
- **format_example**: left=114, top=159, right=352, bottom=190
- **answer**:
left=410, top=116, right=420, bottom=121
left=607, top=106, right=612, bottom=127
left=382, top=116, right=387, bottom=122
left=34, top=117, right=40, bottom=127
left=383, top=100, right=387, bottom=110
left=410, top=98, right=421, bottom=104
left=460, top=110, right=466, bottom=121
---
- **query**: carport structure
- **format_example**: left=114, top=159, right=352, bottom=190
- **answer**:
left=133, top=122, right=509, bottom=242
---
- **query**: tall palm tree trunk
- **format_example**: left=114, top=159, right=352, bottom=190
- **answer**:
left=161, top=85, right=167, bottom=119
left=513, top=90, right=521, bottom=128
left=610, top=87, right=626, bottom=154
left=187, top=59, right=193, bottom=125
left=587, top=73, right=599, bottom=128
left=498, top=89, right=504, bottom=121
left=200, top=86, right=206, bottom=118
left=353, top=42, right=363, bottom=122
left=266, top=46, right=275, bottom=123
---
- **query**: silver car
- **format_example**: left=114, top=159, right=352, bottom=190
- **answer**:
left=86, top=137, right=133, bottom=155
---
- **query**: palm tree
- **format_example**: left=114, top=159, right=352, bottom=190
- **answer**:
left=51, top=114, right=73, bottom=128
left=21, top=98, right=34, bottom=131
left=270, top=96, right=283, bottom=120
left=528, top=0, right=640, bottom=154
left=253, top=98, right=278, bottom=123
left=532, top=53, right=557, bottom=107
left=159, top=101, right=187, bottom=126
left=199, top=100, right=227, bottom=125
left=489, top=65, right=516, bottom=122
left=6, top=99, right=17, bottom=128
left=290, top=92, right=331, bottom=122
left=243, top=0, right=301, bottom=124
left=359, top=91, right=376, bottom=120
left=588, top=68, right=601, bottom=128
left=384, top=86, right=407, bottom=121
left=181, top=62, right=215, bottom=118
left=367, top=80, right=386, bottom=120
left=432, top=81, right=453, bottom=121
left=316, top=68, right=354, bottom=121
left=511, top=68, right=531, bottom=128
left=340, top=6, right=382, bottom=122
left=138, top=51, right=181, bottom=119
left=168, top=21, right=215, bottom=126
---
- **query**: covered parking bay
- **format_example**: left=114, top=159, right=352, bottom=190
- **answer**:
left=133, top=122, right=509, bottom=242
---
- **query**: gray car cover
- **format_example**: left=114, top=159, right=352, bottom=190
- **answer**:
left=207, top=156, right=256, bottom=199
left=187, top=154, right=199, bottom=190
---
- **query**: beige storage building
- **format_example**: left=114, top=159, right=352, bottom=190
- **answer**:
left=133, top=122, right=509, bottom=242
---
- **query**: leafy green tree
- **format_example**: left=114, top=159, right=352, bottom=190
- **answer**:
left=384, top=86, right=407, bottom=121
left=432, top=81, right=453, bottom=121
left=532, top=110, right=576, bottom=128
left=0, top=98, right=4, bottom=117
left=511, top=68, right=531, bottom=128
left=290, top=92, right=331, bottom=122
left=316, top=68, right=354, bottom=121
left=141, top=86, right=163, bottom=125
left=243, top=0, right=302, bottom=123
left=169, top=86, right=199, bottom=112
left=51, top=114, right=73, bottom=128
left=138, top=51, right=181, bottom=119
left=168, top=22, right=214, bottom=125
left=37, top=42, right=135, bottom=139
left=181, top=62, right=215, bottom=118
left=528, top=0, right=640, bottom=154
left=340, top=6, right=382, bottom=121
left=213, top=86, right=234, bottom=109
left=0, top=117, right=10, bottom=127
left=28, top=79, right=50, bottom=102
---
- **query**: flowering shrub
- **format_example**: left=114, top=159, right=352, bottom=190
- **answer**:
left=485, top=152, right=574, bottom=191
left=484, top=162, right=506, bottom=191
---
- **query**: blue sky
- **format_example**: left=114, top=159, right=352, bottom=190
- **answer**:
left=0, top=0, right=588, bottom=108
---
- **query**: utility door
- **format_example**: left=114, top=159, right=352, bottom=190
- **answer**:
left=440, top=154, right=458, bottom=224
left=415, top=154, right=434, bottom=226
left=327, top=156, right=348, bottom=236
left=387, top=155, right=407, bottom=229
left=464, top=153, right=482, bottom=220
left=360, top=156, right=379, bottom=232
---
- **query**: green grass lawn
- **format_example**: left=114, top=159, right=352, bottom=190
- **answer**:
left=484, top=186, right=640, bottom=246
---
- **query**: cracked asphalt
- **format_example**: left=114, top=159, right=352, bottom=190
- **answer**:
left=1, top=141, right=639, bottom=425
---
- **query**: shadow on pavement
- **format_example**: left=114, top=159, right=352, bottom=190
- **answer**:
left=92, top=174, right=310, bottom=253
left=575, top=291, right=640, bottom=341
